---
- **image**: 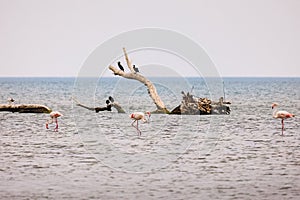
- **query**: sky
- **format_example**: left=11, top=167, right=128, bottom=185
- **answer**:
left=0, top=0, right=299, bottom=77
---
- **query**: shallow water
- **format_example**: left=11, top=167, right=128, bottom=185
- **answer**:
left=0, top=77, right=299, bottom=199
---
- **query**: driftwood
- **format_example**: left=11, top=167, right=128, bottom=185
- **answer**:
left=107, top=48, right=231, bottom=115
left=109, top=48, right=169, bottom=114
left=73, top=97, right=125, bottom=113
left=170, top=92, right=230, bottom=115
left=0, top=104, right=52, bottom=113
left=109, top=102, right=125, bottom=113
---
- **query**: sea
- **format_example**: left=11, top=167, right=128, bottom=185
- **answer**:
left=0, top=77, right=299, bottom=199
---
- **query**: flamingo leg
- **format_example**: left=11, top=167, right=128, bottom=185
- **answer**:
left=136, top=120, right=141, bottom=136
left=131, top=120, right=141, bottom=135
left=131, top=120, right=137, bottom=128
left=46, top=118, right=53, bottom=129
left=54, top=118, right=58, bottom=132
left=281, top=119, right=284, bottom=135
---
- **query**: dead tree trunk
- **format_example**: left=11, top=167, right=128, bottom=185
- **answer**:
left=108, top=48, right=169, bottom=113
left=0, top=104, right=52, bottom=113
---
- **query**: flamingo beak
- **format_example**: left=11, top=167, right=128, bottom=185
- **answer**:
left=271, top=103, right=278, bottom=109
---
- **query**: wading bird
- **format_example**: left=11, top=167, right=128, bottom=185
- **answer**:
left=130, top=111, right=151, bottom=136
left=46, top=111, right=62, bottom=132
left=272, top=103, right=295, bottom=135
left=118, top=61, right=124, bottom=72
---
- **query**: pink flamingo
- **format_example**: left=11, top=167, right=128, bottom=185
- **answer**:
left=130, top=111, right=151, bottom=136
left=46, top=111, right=63, bottom=132
left=272, top=103, right=295, bottom=135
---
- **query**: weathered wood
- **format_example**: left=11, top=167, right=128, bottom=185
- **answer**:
left=123, top=47, right=135, bottom=73
left=170, top=92, right=230, bottom=115
left=109, top=48, right=169, bottom=113
left=0, top=104, right=52, bottom=113
left=73, top=97, right=125, bottom=113
left=110, top=102, right=126, bottom=113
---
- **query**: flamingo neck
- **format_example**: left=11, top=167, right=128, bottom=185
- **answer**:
left=146, top=114, right=151, bottom=122
left=272, top=106, right=277, bottom=118
left=141, top=114, right=150, bottom=123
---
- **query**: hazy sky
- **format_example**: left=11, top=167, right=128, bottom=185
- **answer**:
left=0, top=0, right=299, bottom=77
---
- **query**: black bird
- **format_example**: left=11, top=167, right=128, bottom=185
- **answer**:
left=133, top=65, right=139, bottom=73
left=106, top=98, right=112, bottom=111
left=108, top=96, right=114, bottom=103
left=106, top=104, right=112, bottom=111
left=8, top=98, right=15, bottom=104
left=118, top=61, right=124, bottom=71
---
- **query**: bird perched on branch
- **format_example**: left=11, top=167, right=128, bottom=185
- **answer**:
left=109, top=96, right=114, bottom=103
left=272, top=103, right=295, bottom=135
left=118, top=61, right=124, bottom=72
left=133, top=65, right=139, bottom=73
left=7, top=98, right=15, bottom=104
left=130, top=111, right=151, bottom=136
left=95, top=98, right=112, bottom=112
left=106, top=99, right=112, bottom=111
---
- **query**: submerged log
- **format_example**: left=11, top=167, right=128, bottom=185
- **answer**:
left=108, top=48, right=169, bottom=113
left=211, top=97, right=231, bottom=115
left=109, top=102, right=126, bottom=113
left=0, top=104, right=52, bottom=113
left=170, top=92, right=230, bottom=115
left=73, top=96, right=125, bottom=113
left=75, top=101, right=111, bottom=112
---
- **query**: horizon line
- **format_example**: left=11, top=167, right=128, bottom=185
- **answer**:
left=0, top=76, right=299, bottom=78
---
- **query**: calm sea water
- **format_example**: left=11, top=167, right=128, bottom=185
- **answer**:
left=0, top=77, right=299, bottom=199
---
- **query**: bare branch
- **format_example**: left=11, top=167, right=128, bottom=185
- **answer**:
left=123, top=47, right=134, bottom=73
left=109, top=63, right=168, bottom=112
left=109, top=48, right=169, bottom=113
